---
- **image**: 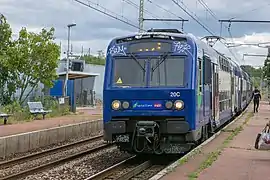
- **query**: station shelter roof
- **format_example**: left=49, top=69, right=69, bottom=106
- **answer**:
left=57, top=71, right=99, bottom=80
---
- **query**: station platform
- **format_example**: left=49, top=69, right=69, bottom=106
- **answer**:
left=161, top=101, right=270, bottom=180
left=0, top=108, right=102, bottom=137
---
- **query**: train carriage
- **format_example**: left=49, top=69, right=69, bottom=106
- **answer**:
left=231, top=61, right=242, bottom=114
left=241, top=71, right=248, bottom=109
left=103, top=29, right=252, bottom=155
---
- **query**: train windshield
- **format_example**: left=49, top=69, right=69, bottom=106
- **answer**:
left=150, top=56, right=185, bottom=87
left=113, top=55, right=185, bottom=87
left=113, top=57, right=146, bottom=87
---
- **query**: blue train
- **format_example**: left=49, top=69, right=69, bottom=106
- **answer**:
left=103, top=29, right=253, bottom=154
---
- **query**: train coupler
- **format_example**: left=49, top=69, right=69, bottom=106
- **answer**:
left=135, top=121, right=158, bottom=138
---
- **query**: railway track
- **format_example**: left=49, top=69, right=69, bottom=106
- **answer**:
left=83, top=108, right=251, bottom=180
left=86, top=155, right=177, bottom=180
left=0, top=135, right=114, bottom=180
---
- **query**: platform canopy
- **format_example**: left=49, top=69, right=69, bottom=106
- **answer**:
left=57, top=71, right=99, bottom=80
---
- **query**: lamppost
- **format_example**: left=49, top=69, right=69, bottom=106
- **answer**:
left=0, top=14, right=3, bottom=106
left=64, top=23, right=76, bottom=97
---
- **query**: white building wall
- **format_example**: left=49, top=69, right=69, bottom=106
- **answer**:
left=13, top=61, right=105, bottom=102
left=84, top=64, right=105, bottom=100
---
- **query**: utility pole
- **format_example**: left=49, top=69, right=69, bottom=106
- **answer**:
left=139, top=0, right=144, bottom=32
left=64, top=23, right=76, bottom=97
left=81, top=45, right=84, bottom=56
left=242, top=54, right=268, bottom=91
left=59, top=41, right=62, bottom=54
left=143, top=18, right=189, bottom=31
left=71, top=44, right=73, bottom=54
left=264, top=48, right=270, bottom=102
left=0, top=14, right=3, bottom=106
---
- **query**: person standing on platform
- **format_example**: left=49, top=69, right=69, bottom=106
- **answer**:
left=253, top=87, right=262, bottom=113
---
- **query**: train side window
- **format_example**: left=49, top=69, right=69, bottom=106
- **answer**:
left=231, top=77, right=234, bottom=94
left=214, top=72, right=218, bottom=94
left=199, top=59, right=202, bottom=70
left=198, top=58, right=203, bottom=92
left=221, top=58, right=224, bottom=71
left=203, top=56, right=211, bottom=84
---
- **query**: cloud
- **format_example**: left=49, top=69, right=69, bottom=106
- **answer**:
left=1, top=0, right=270, bottom=66
left=213, top=33, right=270, bottom=67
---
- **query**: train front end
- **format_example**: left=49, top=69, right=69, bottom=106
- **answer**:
left=103, top=31, right=197, bottom=154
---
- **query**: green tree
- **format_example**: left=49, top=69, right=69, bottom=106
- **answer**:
left=263, top=57, right=270, bottom=78
left=240, top=65, right=263, bottom=88
left=80, top=54, right=105, bottom=65
left=240, top=65, right=263, bottom=78
left=0, top=14, right=17, bottom=105
left=10, top=27, right=60, bottom=104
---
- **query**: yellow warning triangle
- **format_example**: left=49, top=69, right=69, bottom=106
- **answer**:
left=116, top=77, right=122, bottom=84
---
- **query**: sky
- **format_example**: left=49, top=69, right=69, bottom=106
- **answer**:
left=1, top=0, right=270, bottom=67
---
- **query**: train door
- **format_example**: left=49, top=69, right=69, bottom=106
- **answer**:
left=197, top=57, right=203, bottom=122
left=235, top=76, right=238, bottom=113
left=238, top=77, right=241, bottom=110
left=212, top=64, right=219, bottom=126
left=240, top=78, right=243, bottom=109
left=197, top=58, right=203, bottom=112
left=231, top=71, right=235, bottom=115
left=203, top=55, right=212, bottom=120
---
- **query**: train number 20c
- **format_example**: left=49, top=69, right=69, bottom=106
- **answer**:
left=170, top=92, right=181, bottom=97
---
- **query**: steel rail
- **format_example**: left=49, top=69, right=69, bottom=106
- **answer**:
left=0, top=135, right=103, bottom=169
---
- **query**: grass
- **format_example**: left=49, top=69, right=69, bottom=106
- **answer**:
left=0, top=99, right=71, bottom=125
left=178, top=148, right=202, bottom=165
left=188, top=150, right=222, bottom=179
left=187, top=111, right=253, bottom=179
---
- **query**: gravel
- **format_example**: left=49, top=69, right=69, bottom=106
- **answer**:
left=105, top=163, right=142, bottom=179
left=0, top=131, right=102, bottom=162
left=0, top=136, right=105, bottom=178
left=131, top=165, right=165, bottom=180
left=20, top=147, right=132, bottom=180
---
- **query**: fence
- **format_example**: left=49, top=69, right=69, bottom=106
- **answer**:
left=76, top=90, right=97, bottom=107
left=1, top=84, right=103, bottom=111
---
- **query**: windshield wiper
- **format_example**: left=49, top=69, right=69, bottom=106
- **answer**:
left=129, top=53, right=146, bottom=72
left=151, top=52, right=170, bottom=72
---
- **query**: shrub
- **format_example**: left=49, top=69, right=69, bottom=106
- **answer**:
left=0, top=96, right=71, bottom=124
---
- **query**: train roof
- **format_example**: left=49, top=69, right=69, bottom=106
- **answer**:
left=110, top=30, right=246, bottom=75
left=111, top=31, right=194, bottom=45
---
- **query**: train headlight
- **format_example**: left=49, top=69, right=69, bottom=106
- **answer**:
left=122, top=101, right=130, bottom=109
left=165, top=101, right=173, bottom=109
left=174, top=100, right=184, bottom=110
left=112, top=100, right=121, bottom=110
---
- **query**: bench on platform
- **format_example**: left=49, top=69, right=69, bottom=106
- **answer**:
left=0, top=113, right=11, bottom=125
left=27, top=102, right=52, bottom=119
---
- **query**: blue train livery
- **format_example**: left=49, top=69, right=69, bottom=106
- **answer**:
left=103, top=29, right=252, bottom=154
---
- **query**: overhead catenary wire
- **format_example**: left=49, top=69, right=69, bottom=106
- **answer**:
left=171, top=0, right=240, bottom=63
left=123, top=0, right=171, bottom=26
left=220, top=2, right=270, bottom=54
left=74, top=0, right=241, bottom=62
left=146, top=0, right=185, bottom=20
left=229, top=2, right=270, bottom=20
left=192, top=0, right=241, bottom=62
left=123, top=0, right=159, bottom=19
left=198, top=1, right=241, bottom=62
left=219, top=19, right=270, bottom=63
left=226, top=24, right=242, bottom=63
left=171, top=0, right=215, bottom=35
left=197, top=0, right=218, bottom=21
left=74, top=0, right=144, bottom=31
left=196, top=0, right=232, bottom=35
